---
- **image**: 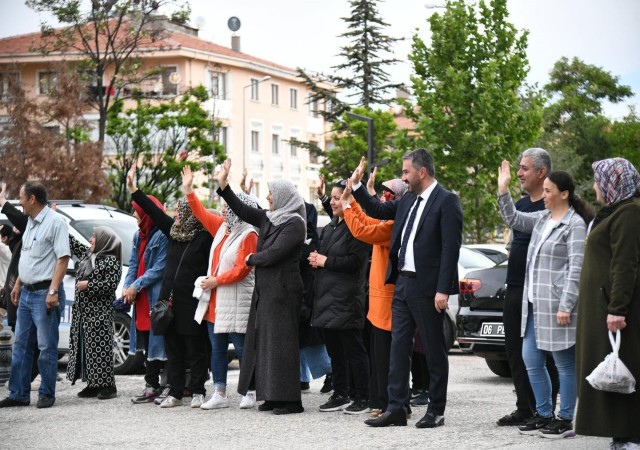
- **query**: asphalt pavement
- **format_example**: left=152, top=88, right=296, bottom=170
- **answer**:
left=0, top=350, right=609, bottom=449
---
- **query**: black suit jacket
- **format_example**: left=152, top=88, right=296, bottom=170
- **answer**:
left=353, top=183, right=463, bottom=296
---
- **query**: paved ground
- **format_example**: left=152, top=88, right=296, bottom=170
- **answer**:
left=0, top=351, right=609, bottom=449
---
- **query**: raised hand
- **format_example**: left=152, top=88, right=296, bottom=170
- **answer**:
left=316, top=174, right=326, bottom=197
left=0, top=182, right=7, bottom=207
left=240, top=168, right=253, bottom=194
left=216, top=159, right=231, bottom=190
left=367, top=166, right=377, bottom=196
left=126, top=162, right=138, bottom=193
left=350, top=156, right=367, bottom=185
left=497, top=160, right=511, bottom=195
left=181, top=165, right=194, bottom=194
left=340, top=178, right=355, bottom=208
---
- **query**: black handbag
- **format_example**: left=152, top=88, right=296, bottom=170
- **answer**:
left=150, top=293, right=174, bottom=336
left=150, top=241, right=191, bottom=336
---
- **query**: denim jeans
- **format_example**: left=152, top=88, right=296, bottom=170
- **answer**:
left=9, top=286, right=65, bottom=402
left=299, top=344, right=331, bottom=383
left=522, top=304, right=577, bottom=420
left=207, top=322, right=245, bottom=388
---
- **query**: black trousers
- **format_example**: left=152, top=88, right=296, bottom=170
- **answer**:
left=387, top=276, right=448, bottom=415
left=164, top=328, right=209, bottom=399
left=324, top=328, right=370, bottom=400
left=369, top=325, right=391, bottom=410
left=411, top=350, right=429, bottom=391
left=504, top=285, right=559, bottom=413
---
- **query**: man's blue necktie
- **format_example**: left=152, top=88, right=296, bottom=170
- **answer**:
left=398, top=196, right=422, bottom=270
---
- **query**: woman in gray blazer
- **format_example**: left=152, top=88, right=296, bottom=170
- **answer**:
left=498, top=162, right=594, bottom=439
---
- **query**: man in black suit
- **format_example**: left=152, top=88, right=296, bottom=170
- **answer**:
left=349, top=149, right=463, bottom=428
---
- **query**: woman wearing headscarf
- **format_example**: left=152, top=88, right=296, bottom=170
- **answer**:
left=216, top=159, right=306, bottom=415
left=67, top=227, right=122, bottom=399
left=339, top=173, right=407, bottom=417
left=127, top=163, right=213, bottom=409
left=498, top=163, right=594, bottom=439
left=310, top=179, right=371, bottom=415
left=575, top=158, right=640, bottom=449
left=124, top=194, right=169, bottom=404
left=181, top=166, right=259, bottom=410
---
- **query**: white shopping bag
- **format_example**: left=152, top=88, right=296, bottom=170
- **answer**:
left=586, top=330, right=636, bottom=394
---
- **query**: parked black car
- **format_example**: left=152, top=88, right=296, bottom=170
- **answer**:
left=456, top=261, right=510, bottom=377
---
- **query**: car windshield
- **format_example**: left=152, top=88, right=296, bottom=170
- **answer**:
left=459, top=247, right=496, bottom=270
left=71, top=219, right=137, bottom=266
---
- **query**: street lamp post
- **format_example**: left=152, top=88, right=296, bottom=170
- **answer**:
left=242, top=75, right=271, bottom=170
left=346, top=112, right=375, bottom=169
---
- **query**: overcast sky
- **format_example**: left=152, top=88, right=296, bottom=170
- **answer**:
left=1, top=0, right=639, bottom=119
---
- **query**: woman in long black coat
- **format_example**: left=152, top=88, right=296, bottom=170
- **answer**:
left=67, top=227, right=122, bottom=400
left=127, top=164, right=212, bottom=409
left=216, top=159, right=306, bottom=415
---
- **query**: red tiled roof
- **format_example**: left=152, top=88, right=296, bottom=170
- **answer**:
left=0, top=21, right=296, bottom=74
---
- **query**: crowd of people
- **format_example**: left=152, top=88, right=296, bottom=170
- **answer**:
left=0, top=148, right=638, bottom=448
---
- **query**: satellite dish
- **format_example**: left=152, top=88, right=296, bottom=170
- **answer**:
left=228, top=16, right=241, bottom=32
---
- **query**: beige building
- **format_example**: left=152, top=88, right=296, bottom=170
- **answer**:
left=0, top=19, right=332, bottom=203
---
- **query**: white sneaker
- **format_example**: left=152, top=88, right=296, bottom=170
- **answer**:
left=200, top=392, right=229, bottom=410
left=30, top=375, right=41, bottom=391
left=159, top=395, right=182, bottom=408
left=239, top=390, right=256, bottom=409
left=191, top=394, right=205, bottom=408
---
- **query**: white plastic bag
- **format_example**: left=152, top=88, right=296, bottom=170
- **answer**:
left=586, top=330, right=636, bottom=394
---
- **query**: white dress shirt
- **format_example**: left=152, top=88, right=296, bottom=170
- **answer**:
left=399, top=181, right=437, bottom=272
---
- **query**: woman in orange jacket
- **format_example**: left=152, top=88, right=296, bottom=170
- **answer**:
left=340, top=173, right=407, bottom=417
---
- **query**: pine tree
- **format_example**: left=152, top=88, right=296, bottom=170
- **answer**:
left=297, top=0, right=403, bottom=121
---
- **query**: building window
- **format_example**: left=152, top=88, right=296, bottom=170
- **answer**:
left=272, top=134, right=280, bottom=155
left=309, top=140, right=320, bottom=163
left=0, top=72, right=20, bottom=100
left=250, top=78, right=260, bottom=101
left=209, top=71, right=227, bottom=100
left=290, top=141, right=298, bottom=157
left=290, top=88, right=298, bottom=109
left=161, top=66, right=179, bottom=96
left=215, top=126, right=228, bottom=152
left=251, top=130, right=260, bottom=152
left=308, top=96, right=320, bottom=118
left=271, top=84, right=279, bottom=105
left=38, top=71, right=57, bottom=95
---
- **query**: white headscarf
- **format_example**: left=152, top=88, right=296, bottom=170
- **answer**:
left=265, top=179, right=306, bottom=227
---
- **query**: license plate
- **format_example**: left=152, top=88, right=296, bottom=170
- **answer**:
left=480, top=322, right=505, bottom=337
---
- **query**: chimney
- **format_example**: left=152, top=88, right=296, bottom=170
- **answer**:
left=231, top=35, right=241, bottom=52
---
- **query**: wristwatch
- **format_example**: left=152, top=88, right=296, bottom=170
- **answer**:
left=48, top=289, right=58, bottom=296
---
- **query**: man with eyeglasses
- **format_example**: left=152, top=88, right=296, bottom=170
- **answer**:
left=0, top=181, right=69, bottom=409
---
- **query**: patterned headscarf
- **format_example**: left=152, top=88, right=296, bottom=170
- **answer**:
left=224, top=192, right=259, bottom=232
left=593, top=158, right=640, bottom=206
left=170, top=197, right=204, bottom=242
left=266, top=179, right=306, bottom=227
left=77, top=226, right=122, bottom=280
left=381, top=178, right=408, bottom=199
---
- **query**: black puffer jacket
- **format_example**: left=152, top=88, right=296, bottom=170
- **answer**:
left=311, top=216, right=370, bottom=330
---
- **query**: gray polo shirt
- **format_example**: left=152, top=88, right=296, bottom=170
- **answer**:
left=18, top=205, right=70, bottom=285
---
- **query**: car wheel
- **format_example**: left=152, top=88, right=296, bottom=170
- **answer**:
left=443, top=315, right=455, bottom=351
left=485, top=358, right=511, bottom=377
left=113, top=311, right=144, bottom=375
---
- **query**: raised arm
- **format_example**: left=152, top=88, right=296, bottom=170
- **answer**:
left=341, top=180, right=392, bottom=245
left=69, top=234, right=89, bottom=260
left=1, top=183, right=28, bottom=233
left=182, top=165, right=224, bottom=237
left=128, top=162, right=174, bottom=236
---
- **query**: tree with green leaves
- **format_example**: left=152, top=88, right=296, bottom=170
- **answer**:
left=607, top=108, right=640, bottom=170
left=320, top=107, right=413, bottom=187
left=539, top=57, right=634, bottom=192
left=26, top=0, right=191, bottom=142
left=297, top=0, right=403, bottom=121
left=107, top=85, right=224, bottom=210
left=409, top=0, right=544, bottom=242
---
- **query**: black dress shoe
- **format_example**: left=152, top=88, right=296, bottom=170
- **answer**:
left=0, top=397, right=29, bottom=408
left=364, top=411, right=407, bottom=427
left=273, top=402, right=304, bottom=415
left=416, top=412, right=445, bottom=428
left=97, top=386, right=117, bottom=400
left=258, top=400, right=278, bottom=411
